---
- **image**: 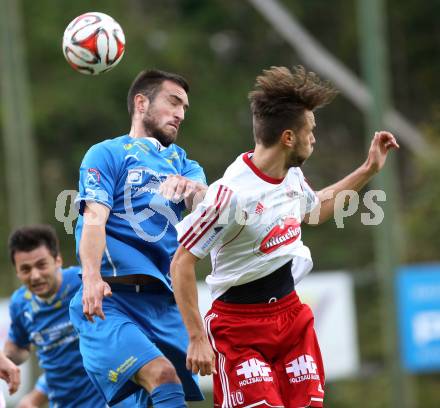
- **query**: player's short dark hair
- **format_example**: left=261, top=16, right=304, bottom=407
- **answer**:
left=248, top=66, right=338, bottom=147
left=8, top=225, right=60, bottom=264
left=127, top=69, right=190, bottom=117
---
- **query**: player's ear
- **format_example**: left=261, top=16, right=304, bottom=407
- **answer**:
left=134, top=93, right=149, bottom=114
left=281, top=129, right=295, bottom=148
left=55, top=255, right=63, bottom=269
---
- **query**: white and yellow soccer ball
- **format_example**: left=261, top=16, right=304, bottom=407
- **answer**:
left=62, top=12, right=125, bottom=75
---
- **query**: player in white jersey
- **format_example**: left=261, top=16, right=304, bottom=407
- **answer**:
left=171, top=66, right=399, bottom=407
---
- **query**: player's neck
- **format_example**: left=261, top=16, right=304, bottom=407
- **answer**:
left=251, top=144, right=288, bottom=179
left=128, top=123, right=148, bottom=139
left=128, top=119, right=155, bottom=139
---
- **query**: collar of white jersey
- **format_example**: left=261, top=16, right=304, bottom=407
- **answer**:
left=242, top=151, right=285, bottom=184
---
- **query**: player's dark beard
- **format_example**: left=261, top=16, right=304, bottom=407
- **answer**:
left=288, top=154, right=306, bottom=168
left=142, top=116, right=176, bottom=147
left=288, top=144, right=312, bottom=168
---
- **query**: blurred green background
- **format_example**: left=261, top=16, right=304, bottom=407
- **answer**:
left=1, top=0, right=439, bottom=407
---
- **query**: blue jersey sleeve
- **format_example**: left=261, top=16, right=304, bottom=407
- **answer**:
left=75, top=142, right=119, bottom=215
left=35, top=373, right=48, bottom=395
left=8, top=294, right=30, bottom=348
left=181, top=151, right=206, bottom=185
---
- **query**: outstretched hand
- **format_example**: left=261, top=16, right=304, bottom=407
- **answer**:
left=365, top=131, right=399, bottom=173
left=159, top=175, right=207, bottom=209
left=0, top=352, right=20, bottom=395
left=186, top=337, right=217, bottom=376
left=82, top=276, right=112, bottom=322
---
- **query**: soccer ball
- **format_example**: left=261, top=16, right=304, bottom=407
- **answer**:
left=62, top=12, right=125, bottom=75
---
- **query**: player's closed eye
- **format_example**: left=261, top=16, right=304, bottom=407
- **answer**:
left=36, top=261, right=49, bottom=270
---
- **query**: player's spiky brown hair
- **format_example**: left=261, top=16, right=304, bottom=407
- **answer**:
left=248, top=66, right=338, bottom=147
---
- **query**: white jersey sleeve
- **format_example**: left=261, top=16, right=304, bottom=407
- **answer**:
left=176, top=183, right=238, bottom=259
left=295, top=168, right=319, bottom=215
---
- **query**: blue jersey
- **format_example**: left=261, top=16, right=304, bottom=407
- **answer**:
left=8, top=267, right=106, bottom=407
left=34, top=373, right=48, bottom=395
left=75, top=135, right=206, bottom=289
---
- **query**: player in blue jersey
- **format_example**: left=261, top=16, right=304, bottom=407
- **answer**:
left=69, top=69, right=206, bottom=407
left=4, top=225, right=137, bottom=408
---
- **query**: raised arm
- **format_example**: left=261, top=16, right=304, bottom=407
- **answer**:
left=170, top=246, right=216, bottom=376
left=80, top=202, right=112, bottom=322
left=305, top=131, right=399, bottom=225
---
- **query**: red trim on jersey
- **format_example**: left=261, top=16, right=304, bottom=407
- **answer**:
left=180, top=186, right=232, bottom=250
left=179, top=185, right=228, bottom=245
left=242, top=151, right=284, bottom=184
left=212, top=222, right=246, bottom=272
left=186, top=189, right=232, bottom=250
left=179, top=185, right=226, bottom=244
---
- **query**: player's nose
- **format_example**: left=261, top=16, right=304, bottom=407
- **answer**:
left=175, top=106, right=185, bottom=122
left=30, top=267, right=42, bottom=280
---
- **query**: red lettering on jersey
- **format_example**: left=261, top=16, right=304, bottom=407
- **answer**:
left=260, top=217, right=301, bottom=254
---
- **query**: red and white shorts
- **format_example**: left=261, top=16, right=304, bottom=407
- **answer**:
left=205, top=291, right=325, bottom=408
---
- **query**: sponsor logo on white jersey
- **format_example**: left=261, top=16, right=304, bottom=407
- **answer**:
left=236, top=358, right=273, bottom=387
left=255, top=201, right=265, bottom=215
left=201, top=226, right=224, bottom=251
left=259, top=216, right=301, bottom=254
left=285, top=185, right=299, bottom=198
left=286, top=354, right=320, bottom=384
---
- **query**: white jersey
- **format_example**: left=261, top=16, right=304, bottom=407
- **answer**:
left=175, top=151, right=319, bottom=300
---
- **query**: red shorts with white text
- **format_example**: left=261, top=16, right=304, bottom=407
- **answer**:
left=205, top=291, right=325, bottom=408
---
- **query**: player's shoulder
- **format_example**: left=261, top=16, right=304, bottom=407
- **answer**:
left=203, top=179, right=239, bottom=211
left=62, top=265, right=81, bottom=277
left=289, top=166, right=305, bottom=177
left=10, top=286, right=33, bottom=309
left=200, top=153, right=251, bottom=205
left=169, top=143, right=187, bottom=156
left=85, top=134, right=130, bottom=157
left=220, top=152, right=253, bottom=190
left=207, top=179, right=233, bottom=193
left=162, top=144, right=189, bottom=165
left=61, top=266, right=82, bottom=285
left=167, top=144, right=198, bottom=164
left=288, top=166, right=315, bottom=190
left=287, top=166, right=303, bottom=181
